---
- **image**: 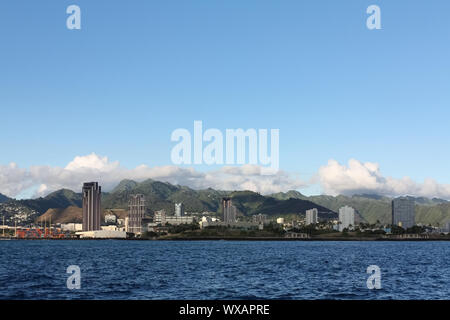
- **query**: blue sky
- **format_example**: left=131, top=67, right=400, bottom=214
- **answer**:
left=1, top=0, right=450, bottom=198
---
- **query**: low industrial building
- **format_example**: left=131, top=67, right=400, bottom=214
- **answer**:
left=154, top=210, right=195, bottom=225
left=166, top=216, right=194, bottom=225
left=199, top=219, right=263, bottom=230
left=284, top=232, right=310, bottom=239
left=60, top=223, right=83, bottom=232
left=101, top=225, right=124, bottom=231
left=75, top=230, right=127, bottom=239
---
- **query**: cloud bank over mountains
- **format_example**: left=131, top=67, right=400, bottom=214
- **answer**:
left=318, top=159, right=450, bottom=199
left=0, top=153, right=305, bottom=198
left=1, top=153, right=450, bottom=200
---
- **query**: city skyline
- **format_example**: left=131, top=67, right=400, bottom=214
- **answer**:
left=6, top=177, right=443, bottom=236
left=2, top=179, right=446, bottom=241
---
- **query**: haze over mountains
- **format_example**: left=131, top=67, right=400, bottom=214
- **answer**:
left=1, top=179, right=450, bottom=226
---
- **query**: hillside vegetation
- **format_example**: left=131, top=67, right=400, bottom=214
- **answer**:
left=270, top=191, right=450, bottom=225
left=4, top=179, right=450, bottom=226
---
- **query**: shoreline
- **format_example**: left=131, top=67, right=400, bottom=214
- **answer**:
left=2, top=236, right=450, bottom=241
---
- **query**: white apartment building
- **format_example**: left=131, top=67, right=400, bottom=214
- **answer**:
left=305, top=208, right=318, bottom=225
left=339, top=206, right=355, bottom=232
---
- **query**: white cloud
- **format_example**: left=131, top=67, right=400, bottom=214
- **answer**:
left=0, top=153, right=305, bottom=198
left=3, top=154, right=450, bottom=200
left=319, top=158, right=450, bottom=199
left=0, top=163, right=34, bottom=197
left=65, top=154, right=119, bottom=171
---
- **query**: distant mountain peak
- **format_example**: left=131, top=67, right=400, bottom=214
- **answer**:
left=352, top=194, right=386, bottom=201
left=8, top=180, right=450, bottom=227
left=45, top=188, right=78, bottom=199
left=269, top=190, right=307, bottom=201
left=111, top=179, right=139, bottom=193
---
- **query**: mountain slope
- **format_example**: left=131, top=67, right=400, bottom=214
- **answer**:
left=36, top=206, right=83, bottom=224
left=10, top=180, right=450, bottom=226
left=0, top=193, right=11, bottom=203
left=270, top=191, right=450, bottom=225
left=101, top=179, right=337, bottom=218
left=102, top=179, right=227, bottom=214
left=16, top=189, right=82, bottom=214
left=415, top=203, right=450, bottom=226
left=231, top=191, right=336, bottom=218
left=0, top=193, right=12, bottom=203
left=269, top=192, right=390, bottom=223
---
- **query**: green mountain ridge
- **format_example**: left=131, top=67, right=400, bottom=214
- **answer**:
left=5, top=180, right=450, bottom=227
left=9, top=180, right=337, bottom=221
left=269, top=191, right=450, bottom=225
left=14, top=189, right=83, bottom=214
left=101, top=179, right=334, bottom=217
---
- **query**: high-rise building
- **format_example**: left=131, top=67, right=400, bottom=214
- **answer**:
left=392, top=197, right=415, bottom=229
left=338, top=206, right=355, bottom=232
left=128, top=194, right=146, bottom=234
left=305, top=208, right=318, bottom=225
left=82, top=182, right=101, bottom=231
left=222, top=198, right=236, bottom=223
left=175, top=203, right=185, bottom=217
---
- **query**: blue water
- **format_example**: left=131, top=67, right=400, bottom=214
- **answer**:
left=0, top=240, right=449, bottom=300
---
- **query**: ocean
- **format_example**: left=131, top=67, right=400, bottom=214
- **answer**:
left=0, top=240, right=449, bottom=300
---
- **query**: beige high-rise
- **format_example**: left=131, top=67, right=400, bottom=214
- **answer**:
left=128, top=194, right=146, bottom=234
